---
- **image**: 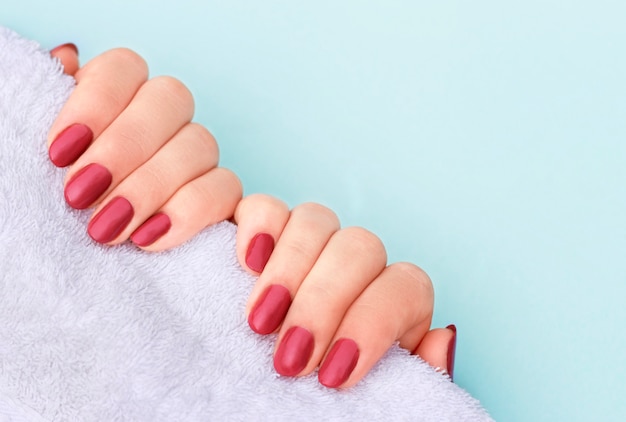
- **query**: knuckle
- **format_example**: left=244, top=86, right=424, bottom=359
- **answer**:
left=340, top=226, right=387, bottom=262
left=388, top=262, right=433, bottom=297
left=186, top=123, right=219, bottom=164
left=148, top=75, right=195, bottom=115
left=291, top=202, right=339, bottom=228
left=215, top=167, right=243, bottom=199
left=183, top=180, right=216, bottom=213
left=235, top=193, right=287, bottom=222
left=106, top=48, right=148, bottom=77
left=78, top=48, right=148, bottom=111
left=90, top=83, right=128, bottom=115
left=282, top=240, right=318, bottom=264
left=138, top=166, right=170, bottom=200
left=114, top=123, right=149, bottom=156
left=246, top=193, right=288, bottom=211
left=303, top=283, right=336, bottom=307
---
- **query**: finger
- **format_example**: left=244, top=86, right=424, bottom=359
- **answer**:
left=49, top=43, right=79, bottom=76
left=234, top=194, right=290, bottom=273
left=272, top=227, right=387, bottom=377
left=48, top=48, right=148, bottom=167
left=414, top=325, right=457, bottom=381
left=63, top=75, right=195, bottom=210
left=85, top=122, right=217, bottom=244
left=131, top=167, right=242, bottom=251
left=246, top=203, right=340, bottom=335
left=316, top=262, right=434, bottom=388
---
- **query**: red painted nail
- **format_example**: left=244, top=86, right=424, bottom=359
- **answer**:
left=248, top=285, right=292, bottom=335
left=274, top=326, right=314, bottom=377
left=49, top=43, right=79, bottom=56
left=318, top=338, right=360, bottom=388
left=446, top=324, right=457, bottom=382
left=64, top=163, right=112, bottom=209
left=87, top=197, right=134, bottom=244
left=49, top=124, right=93, bottom=167
left=130, top=213, right=171, bottom=247
left=245, top=233, right=274, bottom=272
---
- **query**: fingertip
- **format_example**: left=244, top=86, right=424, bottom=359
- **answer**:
left=245, top=232, right=275, bottom=273
left=413, top=326, right=457, bottom=381
left=318, top=338, right=360, bottom=389
left=50, top=43, right=80, bottom=76
left=234, top=194, right=290, bottom=274
left=130, top=213, right=172, bottom=248
left=247, top=284, right=291, bottom=335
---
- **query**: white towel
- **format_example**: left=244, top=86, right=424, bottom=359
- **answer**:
left=0, top=26, right=492, bottom=421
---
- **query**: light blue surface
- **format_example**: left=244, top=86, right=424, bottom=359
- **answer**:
left=3, top=1, right=625, bottom=420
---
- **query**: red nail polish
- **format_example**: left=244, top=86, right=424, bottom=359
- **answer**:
left=130, top=213, right=171, bottom=247
left=87, top=197, right=134, bottom=244
left=446, top=324, right=457, bottom=382
left=50, top=43, right=79, bottom=56
left=274, top=326, right=314, bottom=377
left=64, top=163, right=112, bottom=209
left=318, top=338, right=360, bottom=388
left=245, top=233, right=274, bottom=272
left=248, top=285, right=292, bottom=335
left=49, top=124, right=93, bottom=167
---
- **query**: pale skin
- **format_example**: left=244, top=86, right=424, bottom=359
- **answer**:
left=48, top=44, right=456, bottom=389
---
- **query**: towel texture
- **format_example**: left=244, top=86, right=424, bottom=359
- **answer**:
left=0, top=26, right=491, bottom=421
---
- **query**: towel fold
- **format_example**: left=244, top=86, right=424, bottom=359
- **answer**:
left=0, top=26, right=491, bottom=421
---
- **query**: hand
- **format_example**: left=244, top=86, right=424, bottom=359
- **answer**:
left=48, top=45, right=241, bottom=249
left=234, top=194, right=456, bottom=387
left=50, top=45, right=456, bottom=388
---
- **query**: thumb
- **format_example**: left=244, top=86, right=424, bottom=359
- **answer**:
left=413, top=324, right=457, bottom=381
left=49, top=43, right=79, bottom=76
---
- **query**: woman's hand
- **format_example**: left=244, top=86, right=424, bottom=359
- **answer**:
left=234, top=195, right=456, bottom=388
left=48, top=45, right=241, bottom=249
left=50, top=45, right=456, bottom=388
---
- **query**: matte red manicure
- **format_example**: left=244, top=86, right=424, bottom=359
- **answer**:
left=130, top=213, right=171, bottom=247
left=245, top=233, right=274, bottom=272
left=447, top=324, right=457, bottom=382
left=248, top=285, right=292, bottom=335
left=274, top=326, right=314, bottom=377
left=64, top=163, right=112, bottom=209
left=87, top=197, right=134, bottom=244
left=318, top=338, right=360, bottom=388
left=49, top=124, right=93, bottom=167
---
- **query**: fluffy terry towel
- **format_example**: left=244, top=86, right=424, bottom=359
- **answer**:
left=0, top=26, right=492, bottom=421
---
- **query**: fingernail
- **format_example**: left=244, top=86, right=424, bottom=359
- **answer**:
left=130, top=213, right=171, bottom=247
left=274, top=326, right=314, bottom=376
left=245, top=233, right=274, bottom=272
left=64, top=163, right=112, bottom=209
left=446, top=324, right=457, bottom=382
left=50, top=43, right=79, bottom=56
left=88, top=197, right=134, bottom=244
left=49, top=124, right=93, bottom=167
left=318, top=338, right=360, bottom=388
left=248, top=284, right=292, bottom=335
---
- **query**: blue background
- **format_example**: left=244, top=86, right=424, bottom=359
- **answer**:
left=3, top=1, right=625, bottom=420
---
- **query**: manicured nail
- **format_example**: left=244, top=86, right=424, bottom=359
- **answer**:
left=50, top=43, right=79, bottom=56
left=130, top=213, right=171, bottom=247
left=318, top=338, right=360, bottom=388
left=446, top=324, right=457, bottom=382
left=64, top=163, right=112, bottom=209
left=49, top=124, right=93, bottom=167
left=87, top=197, right=134, bottom=244
left=248, top=285, right=292, bottom=335
left=245, top=233, right=274, bottom=272
left=274, top=326, right=314, bottom=377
